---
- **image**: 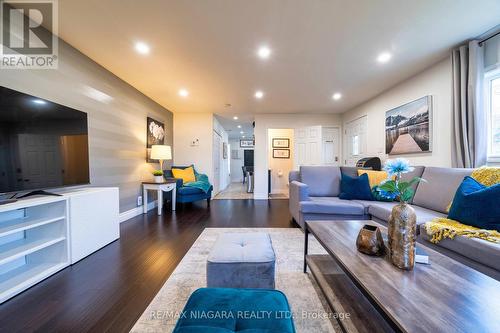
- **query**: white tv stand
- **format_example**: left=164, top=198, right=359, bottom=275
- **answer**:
left=0, top=187, right=119, bottom=303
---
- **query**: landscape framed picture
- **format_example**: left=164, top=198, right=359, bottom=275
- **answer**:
left=240, top=139, right=254, bottom=148
left=385, top=96, right=432, bottom=155
left=272, top=138, right=290, bottom=148
left=273, top=149, right=290, bottom=159
left=146, top=117, right=165, bottom=162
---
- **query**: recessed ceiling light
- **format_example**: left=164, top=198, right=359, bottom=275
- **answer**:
left=255, top=90, right=264, bottom=99
left=377, top=52, right=392, bottom=63
left=178, top=89, right=189, bottom=97
left=233, top=116, right=238, bottom=120
left=33, top=99, right=46, bottom=104
left=240, top=131, right=244, bottom=134
left=257, top=46, right=271, bottom=59
left=135, top=42, right=150, bottom=55
left=332, top=92, right=342, bottom=100
left=242, top=135, right=246, bottom=138
left=237, top=125, right=242, bottom=128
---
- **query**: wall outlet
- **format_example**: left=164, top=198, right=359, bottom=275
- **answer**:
left=137, top=196, right=143, bottom=206
left=190, top=138, right=200, bottom=147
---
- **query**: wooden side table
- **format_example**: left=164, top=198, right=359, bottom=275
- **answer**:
left=142, top=181, right=176, bottom=215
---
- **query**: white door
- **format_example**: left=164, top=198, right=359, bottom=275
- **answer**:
left=344, top=116, right=367, bottom=166
left=212, top=132, right=221, bottom=194
left=322, top=127, right=340, bottom=165
left=294, top=126, right=322, bottom=168
left=17, top=134, right=63, bottom=190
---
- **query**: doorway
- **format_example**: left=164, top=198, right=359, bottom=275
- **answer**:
left=268, top=128, right=294, bottom=199
left=213, top=117, right=255, bottom=200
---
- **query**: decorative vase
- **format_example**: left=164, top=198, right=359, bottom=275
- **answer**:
left=388, top=203, right=417, bottom=270
left=356, top=224, right=385, bottom=256
left=154, top=175, right=164, bottom=183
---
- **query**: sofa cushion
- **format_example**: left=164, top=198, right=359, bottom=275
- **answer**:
left=412, top=167, right=472, bottom=213
left=172, top=166, right=196, bottom=183
left=177, top=186, right=206, bottom=195
left=358, top=170, right=392, bottom=188
left=339, top=173, right=374, bottom=201
left=400, top=166, right=425, bottom=203
left=368, top=202, right=446, bottom=225
left=413, top=206, right=447, bottom=225
left=339, top=166, right=359, bottom=178
left=300, top=166, right=341, bottom=197
left=368, top=202, right=398, bottom=222
left=447, top=177, right=500, bottom=231
left=352, top=200, right=375, bottom=214
left=300, top=197, right=365, bottom=215
left=420, top=225, right=500, bottom=271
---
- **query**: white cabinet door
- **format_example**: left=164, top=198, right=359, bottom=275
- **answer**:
left=68, top=188, right=119, bottom=264
left=322, top=127, right=340, bottom=165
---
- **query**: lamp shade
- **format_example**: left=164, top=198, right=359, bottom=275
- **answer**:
left=150, top=145, right=172, bottom=160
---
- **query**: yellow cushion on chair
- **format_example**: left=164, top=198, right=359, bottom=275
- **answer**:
left=357, top=170, right=392, bottom=188
left=172, top=166, right=196, bottom=183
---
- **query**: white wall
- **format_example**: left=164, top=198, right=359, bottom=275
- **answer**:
left=268, top=129, right=294, bottom=194
left=254, top=113, right=342, bottom=199
left=341, top=57, right=452, bottom=167
left=229, top=139, right=253, bottom=183
left=0, top=39, right=173, bottom=213
left=173, top=112, right=214, bottom=181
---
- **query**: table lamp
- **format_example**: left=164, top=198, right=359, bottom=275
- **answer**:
left=150, top=145, right=172, bottom=171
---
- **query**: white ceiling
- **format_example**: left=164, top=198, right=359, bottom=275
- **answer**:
left=55, top=0, right=500, bottom=120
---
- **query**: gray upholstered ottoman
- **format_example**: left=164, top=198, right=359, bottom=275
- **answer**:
left=207, top=233, right=276, bottom=289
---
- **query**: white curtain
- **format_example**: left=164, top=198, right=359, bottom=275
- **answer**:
left=451, top=40, right=487, bottom=168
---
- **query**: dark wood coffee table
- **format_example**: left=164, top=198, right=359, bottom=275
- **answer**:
left=304, top=220, right=500, bottom=333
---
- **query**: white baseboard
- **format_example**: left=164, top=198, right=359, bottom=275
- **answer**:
left=119, top=200, right=157, bottom=223
left=253, top=192, right=269, bottom=200
left=270, top=189, right=289, bottom=195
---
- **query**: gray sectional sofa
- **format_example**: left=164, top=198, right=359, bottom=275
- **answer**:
left=289, top=165, right=500, bottom=280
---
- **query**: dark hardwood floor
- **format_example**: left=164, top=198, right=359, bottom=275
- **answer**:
left=0, top=199, right=295, bottom=333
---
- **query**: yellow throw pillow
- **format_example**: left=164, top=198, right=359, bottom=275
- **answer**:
left=172, top=166, right=196, bottom=183
left=357, top=170, right=392, bottom=188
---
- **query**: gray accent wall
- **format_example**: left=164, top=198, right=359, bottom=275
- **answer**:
left=0, top=39, right=173, bottom=213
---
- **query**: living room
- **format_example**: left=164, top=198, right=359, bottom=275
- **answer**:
left=0, top=1, right=499, bottom=332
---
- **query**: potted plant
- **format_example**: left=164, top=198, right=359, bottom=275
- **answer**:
left=152, top=170, right=164, bottom=183
left=377, top=158, right=424, bottom=270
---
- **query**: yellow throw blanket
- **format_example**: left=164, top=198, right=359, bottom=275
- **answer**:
left=424, top=167, right=500, bottom=244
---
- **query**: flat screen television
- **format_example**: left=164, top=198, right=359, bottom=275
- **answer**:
left=0, top=86, right=89, bottom=195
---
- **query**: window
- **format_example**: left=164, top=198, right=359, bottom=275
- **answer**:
left=486, top=69, right=500, bottom=162
left=352, top=135, right=360, bottom=156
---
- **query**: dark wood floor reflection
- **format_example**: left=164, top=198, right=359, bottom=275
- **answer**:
left=0, top=199, right=295, bottom=333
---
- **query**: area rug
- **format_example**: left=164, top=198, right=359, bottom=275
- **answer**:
left=131, top=228, right=339, bottom=333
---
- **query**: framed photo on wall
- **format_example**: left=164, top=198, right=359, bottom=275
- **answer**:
left=146, top=117, right=165, bottom=162
left=272, top=138, right=289, bottom=148
left=385, top=95, right=432, bottom=155
left=273, top=149, right=290, bottom=159
left=240, top=139, right=254, bottom=148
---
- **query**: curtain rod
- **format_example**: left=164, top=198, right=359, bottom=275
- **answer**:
left=479, top=30, right=500, bottom=45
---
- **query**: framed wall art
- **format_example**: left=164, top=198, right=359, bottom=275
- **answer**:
left=273, top=149, right=290, bottom=159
